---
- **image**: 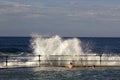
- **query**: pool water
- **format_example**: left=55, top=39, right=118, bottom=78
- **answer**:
left=0, top=67, right=120, bottom=80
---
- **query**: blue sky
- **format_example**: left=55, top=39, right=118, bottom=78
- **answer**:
left=0, top=0, right=120, bottom=37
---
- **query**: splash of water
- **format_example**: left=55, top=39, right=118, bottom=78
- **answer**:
left=30, top=34, right=84, bottom=66
left=31, top=34, right=83, bottom=56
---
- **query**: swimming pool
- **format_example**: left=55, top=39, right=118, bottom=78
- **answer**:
left=0, top=67, right=120, bottom=80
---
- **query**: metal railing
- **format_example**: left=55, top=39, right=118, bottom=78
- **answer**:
left=0, top=54, right=120, bottom=68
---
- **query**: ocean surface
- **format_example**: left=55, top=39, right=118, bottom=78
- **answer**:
left=0, top=37, right=31, bottom=55
left=0, top=37, right=120, bottom=55
left=0, top=67, right=120, bottom=80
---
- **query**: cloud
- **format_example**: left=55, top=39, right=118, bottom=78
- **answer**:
left=58, top=2, right=120, bottom=21
left=0, top=0, right=120, bottom=36
left=0, top=1, right=31, bottom=14
left=1, top=0, right=120, bottom=22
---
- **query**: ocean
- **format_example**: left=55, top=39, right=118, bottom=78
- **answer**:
left=0, top=36, right=120, bottom=80
left=0, top=37, right=120, bottom=55
left=0, top=67, right=120, bottom=80
left=0, top=37, right=31, bottom=55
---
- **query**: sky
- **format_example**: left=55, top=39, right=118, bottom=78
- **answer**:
left=0, top=0, right=120, bottom=37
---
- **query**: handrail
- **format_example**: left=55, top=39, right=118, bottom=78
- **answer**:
left=0, top=55, right=120, bottom=68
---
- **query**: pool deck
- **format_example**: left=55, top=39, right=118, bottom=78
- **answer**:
left=1, top=65, right=120, bottom=69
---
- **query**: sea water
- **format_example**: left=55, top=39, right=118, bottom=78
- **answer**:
left=0, top=36, right=120, bottom=55
left=0, top=35, right=120, bottom=80
left=0, top=67, right=120, bottom=80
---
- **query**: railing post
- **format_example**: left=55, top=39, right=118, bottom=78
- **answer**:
left=100, top=54, right=102, bottom=66
left=6, top=56, right=8, bottom=67
left=38, top=55, right=41, bottom=67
